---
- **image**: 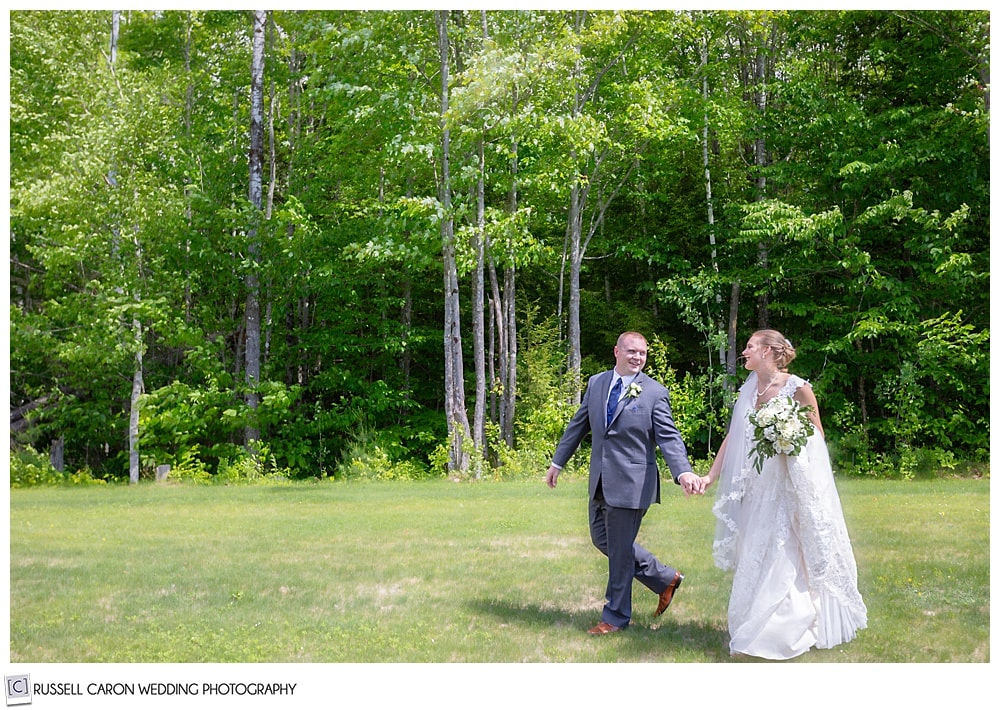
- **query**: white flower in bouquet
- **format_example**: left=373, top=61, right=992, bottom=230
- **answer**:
left=749, top=395, right=814, bottom=474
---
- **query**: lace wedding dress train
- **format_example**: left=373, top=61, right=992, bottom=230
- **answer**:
left=713, top=374, right=867, bottom=660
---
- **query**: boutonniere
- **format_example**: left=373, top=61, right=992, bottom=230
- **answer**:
left=625, top=382, right=642, bottom=399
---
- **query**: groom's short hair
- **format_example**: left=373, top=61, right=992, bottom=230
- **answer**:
left=617, top=331, right=647, bottom=347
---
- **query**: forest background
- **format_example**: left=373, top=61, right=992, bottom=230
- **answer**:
left=7, top=9, right=990, bottom=486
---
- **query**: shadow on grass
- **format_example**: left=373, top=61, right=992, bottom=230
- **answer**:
left=466, top=597, right=732, bottom=661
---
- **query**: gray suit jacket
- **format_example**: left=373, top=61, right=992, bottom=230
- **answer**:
left=552, top=370, right=693, bottom=509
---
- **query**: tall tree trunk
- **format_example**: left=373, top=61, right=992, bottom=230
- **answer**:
left=501, top=133, right=518, bottom=449
left=110, top=10, right=119, bottom=65
left=566, top=179, right=584, bottom=404
left=462, top=16, right=487, bottom=477
left=702, top=34, right=730, bottom=379
left=502, top=261, right=517, bottom=446
left=564, top=11, right=587, bottom=403
left=471, top=134, right=487, bottom=477
left=244, top=9, right=266, bottom=447
left=109, top=10, right=145, bottom=484
left=476, top=10, right=518, bottom=456
left=129, top=333, right=143, bottom=483
left=727, top=282, right=741, bottom=377
left=436, top=10, right=471, bottom=475
left=488, top=10, right=519, bottom=450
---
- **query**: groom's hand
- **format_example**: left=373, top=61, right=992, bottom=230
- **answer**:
left=545, top=465, right=560, bottom=488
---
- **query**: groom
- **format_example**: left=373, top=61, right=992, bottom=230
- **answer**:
left=546, top=331, right=699, bottom=634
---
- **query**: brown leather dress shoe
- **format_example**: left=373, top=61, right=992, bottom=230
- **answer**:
left=654, top=572, right=684, bottom=617
left=587, top=621, right=622, bottom=635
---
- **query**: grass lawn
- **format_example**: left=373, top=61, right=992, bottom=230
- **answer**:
left=7, top=475, right=989, bottom=664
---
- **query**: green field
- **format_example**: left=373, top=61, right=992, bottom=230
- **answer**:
left=8, top=476, right=989, bottom=663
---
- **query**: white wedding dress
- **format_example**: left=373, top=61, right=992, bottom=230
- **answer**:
left=712, top=373, right=867, bottom=659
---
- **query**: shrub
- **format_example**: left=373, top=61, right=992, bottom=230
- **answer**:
left=336, top=429, right=433, bottom=481
left=217, top=443, right=295, bottom=484
left=10, top=446, right=107, bottom=488
left=10, top=446, right=64, bottom=487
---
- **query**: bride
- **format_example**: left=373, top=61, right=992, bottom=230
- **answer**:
left=701, top=329, right=867, bottom=659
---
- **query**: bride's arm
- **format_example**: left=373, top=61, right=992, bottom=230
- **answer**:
left=702, top=433, right=731, bottom=490
left=794, top=383, right=825, bottom=439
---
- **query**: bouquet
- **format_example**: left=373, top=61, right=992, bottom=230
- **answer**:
left=748, top=395, right=814, bottom=474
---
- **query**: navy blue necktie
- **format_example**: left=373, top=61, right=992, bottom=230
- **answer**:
left=606, top=377, right=622, bottom=426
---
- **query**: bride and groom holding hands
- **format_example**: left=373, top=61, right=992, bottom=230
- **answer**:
left=545, top=329, right=867, bottom=660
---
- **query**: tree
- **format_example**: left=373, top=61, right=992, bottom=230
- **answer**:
left=105, top=10, right=146, bottom=484
left=447, top=10, right=545, bottom=454
left=436, top=10, right=473, bottom=474
left=243, top=10, right=267, bottom=447
left=9, top=10, right=989, bottom=481
left=11, top=10, right=204, bottom=476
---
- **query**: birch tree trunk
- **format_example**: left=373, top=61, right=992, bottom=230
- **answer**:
left=566, top=180, right=584, bottom=404
left=501, top=132, right=518, bottom=449
left=483, top=9, right=518, bottom=450
left=436, top=10, right=471, bottom=475
left=129, top=337, right=143, bottom=483
left=110, top=10, right=119, bottom=65
left=564, top=11, right=587, bottom=402
left=727, top=282, right=741, bottom=377
left=701, top=36, right=729, bottom=377
left=461, top=14, right=486, bottom=477
left=472, top=135, right=487, bottom=477
left=244, top=9, right=266, bottom=447
left=108, top=10, right=146, bottom=484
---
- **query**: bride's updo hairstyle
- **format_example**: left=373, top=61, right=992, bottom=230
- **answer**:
left=754, top=329, right=797, bottom=371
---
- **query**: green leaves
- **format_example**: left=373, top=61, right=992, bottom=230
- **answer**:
left=9, top=9, right=989, bottom=480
